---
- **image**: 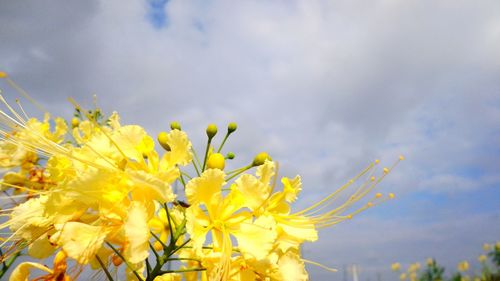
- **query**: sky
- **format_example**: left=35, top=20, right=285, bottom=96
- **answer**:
left=1, top=1, right=499, bottom=280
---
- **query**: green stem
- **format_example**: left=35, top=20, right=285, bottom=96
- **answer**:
left=217, top=132, right=230, bottom=153
left=150, top=231, right=168, bottom=251
left=164, top=204, right=175, bottom=244
left=149, top=242, right=160, bottom=259
left=201, top=139, right=212, bottom=172
left=180, top=172, right=192, bottom=180
left=105, top=242, right=143, bottom=281
left=190, top=148, right=202, bottom=176
left=96, top=255, right=115, bottom=281
left=0, top=252, right=20, bottom=279
left=226, top=165, right=252, bottom=181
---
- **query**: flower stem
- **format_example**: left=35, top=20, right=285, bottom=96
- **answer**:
left=96, top=255, right=115, bottom=281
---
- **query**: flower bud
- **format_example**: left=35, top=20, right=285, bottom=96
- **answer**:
left=252, top=152, right=272, bottom=166
left=227, top=122, right=237, bottom=134
left=206, top=124, right=218, bottom=139
left=226, top=152, right=235, bottom=160
left=71, top=117, right=80, bottom=128
left=170, top=121, right=181, bottom=130
left=207, top=153, right=225, bottom=170
left=157, top=132, right=171, bottom=151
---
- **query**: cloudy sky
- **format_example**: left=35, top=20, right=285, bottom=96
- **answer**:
left=1, top=1, right=499, bottom=280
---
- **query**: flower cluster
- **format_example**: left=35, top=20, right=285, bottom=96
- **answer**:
left=391, top=242, right=500, bottom=281
left=0, top=72, right=401, bottom=281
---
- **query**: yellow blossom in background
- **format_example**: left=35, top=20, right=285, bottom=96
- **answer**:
left=400, top=272, right=408, bottom=281
left=392, top=262, right=402, bottom=271
left=457, top=261, right=470, bottom=272
left=408, top=262, right=421, bottom=273
left=483, top=243, right=491, bottom=252
left=478, top=254, right=487, bottom=263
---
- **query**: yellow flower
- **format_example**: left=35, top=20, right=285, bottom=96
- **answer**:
left=408, top=262, right=421, bottom=273
left=483, top=243, right=491, bottom=252
left=426, top=258, right=434, bottom=266
left=392, top=262, right=401, bottom=271
left=457, top=261, right=469, bottom=272
left=234, top=161, right=318, bottom=252
left=400, top=273, right=407, bottom=281
left=478, top=254, right=487, bottom=263
left=185, top=169, right=277, bottom=279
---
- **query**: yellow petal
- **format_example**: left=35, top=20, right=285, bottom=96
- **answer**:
left=9, top=262, right=53, bottom=281
left=256, top=160, right=275, bottom=186
left=234, top=215, right=277, bottom=260
left=278, top=251, right=308, bottom=281
left=185, top=206, right=210, bottom=252
left=124, top=202, right=150, bottom=264
left=51, top=222, right=107, bottom=264
left=28, top=234, right=55, bottom=259
left=234, top=174, right=268, bottom=211
left=186, top=169, right=225, bottom=206
left=278, top=215, right=318, bottom=242
left=160, top=129, right=193, bottom=167
left=112, top=125, right=150, bottom=161
left=128, top=169, right=176, bottom=203
left=282, top=176, right=302, bottom=203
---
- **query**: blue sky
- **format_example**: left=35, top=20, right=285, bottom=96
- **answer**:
left=1, top=1, right=499, bottom=280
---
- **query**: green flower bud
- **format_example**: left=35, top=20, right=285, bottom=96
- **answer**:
left=206, top=124, right=218, bottom=139
left=252, top=152, right=272, bottom=166
left=227, top=122, right=237, bottom=134
left=157, top=131, right=171, bottom=151
left=170, top=121, right=181, bottom=130
left=226, top=152, right=235, bottom=160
